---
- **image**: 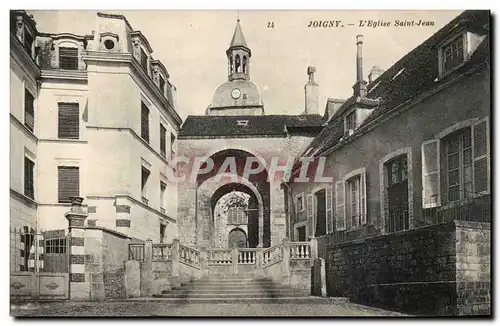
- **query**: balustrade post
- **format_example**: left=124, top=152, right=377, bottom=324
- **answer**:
left=171, top=238, right=180, bottom=277
left=310, top=237, right=318, bottom=263
left=282, top=238, right=290, bottom=282
left=200, top=248, right=208, bottom=277
left=145, top=239, right=153, bottom=262
left=231, top=248, right=238, bottom=275
left=256, top=248, right=264, bottom=277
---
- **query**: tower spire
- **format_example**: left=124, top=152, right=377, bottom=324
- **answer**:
left=226, top=17, right=251, bottom=81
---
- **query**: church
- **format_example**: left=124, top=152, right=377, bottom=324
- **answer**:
left=177, top=18, right=325, bottom=249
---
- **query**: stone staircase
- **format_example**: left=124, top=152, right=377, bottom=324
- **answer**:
left=153, top=274, right=348, bottom=304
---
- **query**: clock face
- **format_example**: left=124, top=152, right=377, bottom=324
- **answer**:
left=231, top=88, right=241, bottom=99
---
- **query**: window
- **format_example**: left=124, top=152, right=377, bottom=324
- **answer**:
left=24, top=157, right=35, bottom=199
left=140, top=48, right=148, bottom=72
left=59, top=47, right=79, bottom=70
left=141, top=167, right=150, bottom=204
left=296, top=194, right=304, bottom=212
left=45, top=238, right=67, bottom=254
left=443, top=129, right=472, bottom=202
left=141, top=102, right=149, bottom=142
left=159, top=75, right=166, bottom=95
left=24, top=29, right=33, bottom=57
left=58, top=166, right=79, bottom=203
left=24, top=88, right=34, bottom=132
left=335, top=168, right=367, bottom=231
left=347, top=176, right=361, bottom=228
left=159, top=224, right=166, bottom=244
left=170, top=133, right=176, bottom=159
left=297, top=226, right=306, bottom=242
left=386, top=155, right=409, bottom=232
left=442, top=35, right=464, bottom=74
left=58, top=103, right=79, bottom=139
left=227, top=207, right=247, bottom=225
left=422, top=118, right=490, bottom=208
left=160, top=124, right=167, bottom=158
left=160, top=181, right=167, bottom=214
left=345, top=110, right=357, bottom=132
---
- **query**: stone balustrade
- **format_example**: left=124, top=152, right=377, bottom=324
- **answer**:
left=152, top=243, right=172, bottom=261
left=206, top=249, right=232, bottom=265
left=290, top=242, right=311, bottom=259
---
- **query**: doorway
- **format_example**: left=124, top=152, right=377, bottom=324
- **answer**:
left=228, top=228, right=247, bottom=248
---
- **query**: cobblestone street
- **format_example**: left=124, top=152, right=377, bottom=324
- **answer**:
left=11, top=300, right=407, bottom=317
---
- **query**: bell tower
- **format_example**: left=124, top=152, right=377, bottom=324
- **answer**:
left=226, top=18, right=251, bottom=81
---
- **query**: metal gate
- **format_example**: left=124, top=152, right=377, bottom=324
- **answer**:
left=10, top=227, right=70, bottom=301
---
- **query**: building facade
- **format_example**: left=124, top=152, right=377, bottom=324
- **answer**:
left=10, top=10, right=182, bottom=248
left=286, top=10, right=490, bottom=315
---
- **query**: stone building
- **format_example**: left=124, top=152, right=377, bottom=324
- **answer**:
left=177, top=19, right=325, bottom=249
left=286, top=10, right=491, bottom=315
left=10, top=10, right=181, bottom=245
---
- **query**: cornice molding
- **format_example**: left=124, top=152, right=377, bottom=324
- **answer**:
left=82, top=51, right=183, bottom=126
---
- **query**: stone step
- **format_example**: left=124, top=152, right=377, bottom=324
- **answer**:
left=155, top=292, right=311, bottom=299
left=147, top=297, right=350, bottom=304
left=163, top=288, right=307, bottom=295
left=189, top=280, right=277, bottom=285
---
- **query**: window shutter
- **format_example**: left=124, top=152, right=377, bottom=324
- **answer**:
left=59, top=47, right=79, bottom=70
left=335, top=181, right=346, bottom=231
left=422, top=140, right=440, bottom=208
left=360, top=170, right=367, bottom=225
left=58, top=166, right=79, bottom=203
left=306, top=194, right=314, bottom=238
left=58, top=103, right=79, bottom=139
left=24, top=157, right=34, bottom=199
left=160, top=124, right=166, bottom=158
left=141, top=102, right=150, bottom=142
left=473, top=117, right=490, bottom=194
left=326, top=187, right=333, bottom=233
left=24, top=89, right=34, bottom=132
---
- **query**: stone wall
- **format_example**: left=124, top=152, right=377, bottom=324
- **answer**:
left=325, top=221, right=490, bottom=316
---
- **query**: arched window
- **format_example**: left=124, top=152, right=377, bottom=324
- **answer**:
left=235, top=54, right=241, bottom=73
left=242, top=56, right=247, bottom=74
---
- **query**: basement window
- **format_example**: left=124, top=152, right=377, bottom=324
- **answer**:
left=237, top=120, right=249, bottom=126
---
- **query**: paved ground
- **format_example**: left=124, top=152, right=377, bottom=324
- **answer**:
left=11, top=300, right=408, bottom=317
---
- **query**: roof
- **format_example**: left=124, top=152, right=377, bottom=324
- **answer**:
left=229, top=19, right=248, bottom=48
left=179, top=114, right=325, bottom=138
left=302, top=10, right=490, bottom=159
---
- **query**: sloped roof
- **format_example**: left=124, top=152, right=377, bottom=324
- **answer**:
left=229, top=19, right=248, bottom=48
left=302, top=10, right=490, bottom=159
left=179, top=114, right=325, bottom=138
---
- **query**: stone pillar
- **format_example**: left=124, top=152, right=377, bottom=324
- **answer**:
left=231, top=248, right=239, bottom=275
left=170, top=238, right=181, bottom=288
left=199, top=248, right=208, bottom=277
left=256, top=248, right=264, bottom=277
left=65, top=197, right=89, bottom=301
left=282, top=238, right=291, bottom=282
left=140, top=239, right=153, bottom=297
left=310, top=237, right=318, bottom=263
left=125, top=260, right=140, bottom=298
left=319, top=258, right=327, bottom=297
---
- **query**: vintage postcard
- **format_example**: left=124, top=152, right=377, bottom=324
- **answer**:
left=9, top=9, right=491, bottom=317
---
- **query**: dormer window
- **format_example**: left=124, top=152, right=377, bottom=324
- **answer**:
left=59, top=47, right=78, bottom=70
left=438, top=28, right=486, bottom=78
left=345, top=110, right=357, bottom=133
left=442, top=35, right=465, bottom=74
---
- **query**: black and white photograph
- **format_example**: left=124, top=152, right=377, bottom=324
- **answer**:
left=8, top=7, right=491, bottom=317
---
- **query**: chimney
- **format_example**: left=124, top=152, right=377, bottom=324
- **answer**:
left=368, top=65, right=384, bottom=84
left=352, top=35, right=368, bottom=98
left=304, top=66, right=319, bottom=115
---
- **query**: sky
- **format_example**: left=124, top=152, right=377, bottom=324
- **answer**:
left=29, top=10, right=462, bottom=119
